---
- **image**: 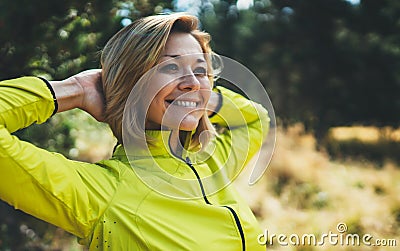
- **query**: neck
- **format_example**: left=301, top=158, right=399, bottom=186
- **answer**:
left=169, top=130, right=190, bottom=157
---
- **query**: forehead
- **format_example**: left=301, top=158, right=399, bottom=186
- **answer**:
left=163, top=32, right=203, bottom=56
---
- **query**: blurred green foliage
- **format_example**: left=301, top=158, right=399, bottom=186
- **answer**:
left=1, top=0, right=400, bottom=250
left=13, top=116, right=75, bottom=157
left=201, top=0, right=400, bottom=138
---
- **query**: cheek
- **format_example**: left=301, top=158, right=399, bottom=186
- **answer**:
left=148, top=96, right=164, bottom=118
left=145, top=80, right=171, bottom=112
left=145, top=86, right=163, bottom=118
left=148, top=74, right=177, bottom=94
left=200, top=80, right=212, bottom=102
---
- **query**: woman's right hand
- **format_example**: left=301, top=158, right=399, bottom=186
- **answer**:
left=51, top=69, right=105, bottom=122
left=72, top=69, right=105, bottom=122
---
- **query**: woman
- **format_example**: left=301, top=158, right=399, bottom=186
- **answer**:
left=0, top=13, right=269, bottom=250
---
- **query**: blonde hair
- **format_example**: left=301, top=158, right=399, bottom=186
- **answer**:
left=101, top=13, right=216, bottom=146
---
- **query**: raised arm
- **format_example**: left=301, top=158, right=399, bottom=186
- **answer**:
left=50, top=69, right=105, bottom=121
left=0, top=69, right=104, bottom=133
left=206, top=86, right=270, bottom=179
left=0, top=72, right=115, bottom=239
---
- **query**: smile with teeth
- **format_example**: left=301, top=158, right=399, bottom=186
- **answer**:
left=168, top=100, right=199, bottom=108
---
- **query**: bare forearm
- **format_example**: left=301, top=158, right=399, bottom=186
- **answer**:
left=48, top=69, right=104, bottom=121
left=50, top=78, right=84, bottom=113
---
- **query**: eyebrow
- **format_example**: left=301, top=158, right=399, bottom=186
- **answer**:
left=162, top=54, right=180, bottom=58
left=162, top=54, right=206, bottom=63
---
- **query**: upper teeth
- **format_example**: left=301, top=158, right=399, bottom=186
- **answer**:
left=174, top=100, right=197, bottom=108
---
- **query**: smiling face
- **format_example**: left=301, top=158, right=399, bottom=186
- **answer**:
left=145, top=32, right=212, bottom=131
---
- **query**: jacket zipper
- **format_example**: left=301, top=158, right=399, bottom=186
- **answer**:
left=184, top=157, right=246, bottom=251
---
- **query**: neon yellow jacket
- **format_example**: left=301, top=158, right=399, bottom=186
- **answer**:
left=0, top=77, right=269, bottom=250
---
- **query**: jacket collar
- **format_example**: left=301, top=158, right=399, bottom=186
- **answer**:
left=113, top=129, right=201, bottom=163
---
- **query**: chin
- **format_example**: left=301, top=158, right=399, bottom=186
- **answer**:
left=176, top=116, right=201, bottom=131
left=161, top=110, right=204, bottom=131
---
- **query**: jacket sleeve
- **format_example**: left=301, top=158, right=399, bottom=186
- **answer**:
left=0, top=77, right=117, bottom=239
left=207, top=86, right=270, bottom=179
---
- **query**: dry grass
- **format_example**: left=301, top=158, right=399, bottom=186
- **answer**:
left=235, top=124, right=400, bottom=250
left=329, top=126, right=400, bottom=143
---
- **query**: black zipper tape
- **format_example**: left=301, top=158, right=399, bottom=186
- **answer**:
left=184, top=157, right=246, bottom=251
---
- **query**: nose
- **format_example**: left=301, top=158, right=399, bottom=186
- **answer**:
left=178, top=71, right=201, bottom=91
